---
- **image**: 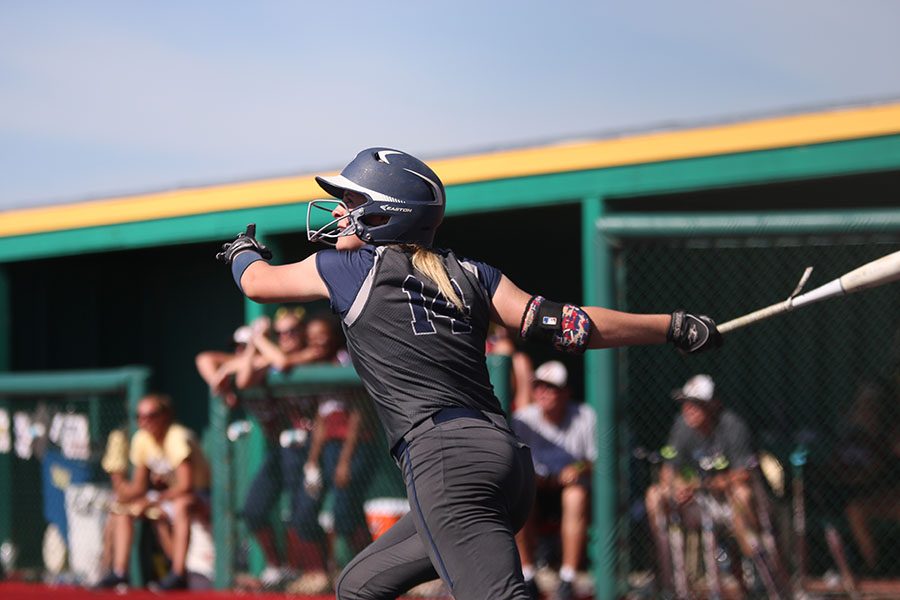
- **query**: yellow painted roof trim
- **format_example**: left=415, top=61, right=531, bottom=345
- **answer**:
left=3, top=102, right=900, bottom=238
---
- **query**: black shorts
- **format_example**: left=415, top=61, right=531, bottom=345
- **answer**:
left=535, top=486, right=564, bottom=522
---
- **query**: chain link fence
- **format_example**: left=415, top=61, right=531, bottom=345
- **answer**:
left=0, top=368, right=149, bottom=586
left=3, top=238, right=897, bottom=598
left=209, top=365, right=406, bottom=594
left=208, top=358, right=511, bottom=595
left=616, top=235, right=900, bottom=598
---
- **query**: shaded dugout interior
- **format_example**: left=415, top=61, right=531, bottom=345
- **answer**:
left=7, top=166, right=899, bottom=429
left=6, top=203, right=583, bottom=432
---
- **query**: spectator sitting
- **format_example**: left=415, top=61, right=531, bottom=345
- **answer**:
left=512, top=361, right=596, bottom=600
left=829, top=377, right=900, bottom=576
left=644, top=375, right=761, bottom=595
left=95, top=393, right=211, bottom=591
left=288, top=316, right=373, bottom=595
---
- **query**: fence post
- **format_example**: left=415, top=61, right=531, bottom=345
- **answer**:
left=210, top=391, right=234, bottom=589
left=0, top=397, right=10, bottom=562
left=124, top=367, right=150, bottom=588
left=584, top=196, right=619, bottom=599
left=486, top=353, right=512, bottom=415
left=0, top=267, right=9, bottom=565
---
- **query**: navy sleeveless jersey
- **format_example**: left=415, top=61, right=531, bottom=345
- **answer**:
left=316, top=245, right=504, bottom=448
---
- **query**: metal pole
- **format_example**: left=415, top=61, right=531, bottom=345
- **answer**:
left=210, top=390, right=234, bottom=589
left=598, top=208, right=900, bottom=238
left=584, top=196, right=618, bottom=599
left=486, top=353, right=513, bottom=416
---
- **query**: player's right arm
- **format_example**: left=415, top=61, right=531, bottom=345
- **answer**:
left=216, top=224, right=329, bottom=303
left=240, top=257, right=329, bottom=303
left=490, top=274, right=721, bottom=353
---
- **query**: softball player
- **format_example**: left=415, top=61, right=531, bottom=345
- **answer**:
left=218, top=148, right=721, bottom=600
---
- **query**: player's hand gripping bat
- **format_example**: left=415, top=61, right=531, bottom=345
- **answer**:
left=719, top=250, right=900, bottom=334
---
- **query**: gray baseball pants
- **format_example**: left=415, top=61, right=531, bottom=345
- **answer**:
left=335, top=411, right=536, bottom=600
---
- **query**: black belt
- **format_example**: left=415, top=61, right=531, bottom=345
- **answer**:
left=391, top=407, right=491, bottom=461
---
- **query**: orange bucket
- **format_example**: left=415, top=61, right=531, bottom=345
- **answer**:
left=364, top=498, right=409, bottom=540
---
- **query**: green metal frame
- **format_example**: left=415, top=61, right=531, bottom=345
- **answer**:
left=590, top=207, right=900, bottom=597
left=0, top=268, right=7, bottom=548
left=0, top=395, right=10, bottom=558
left=0, top=367, right=150, bottom=427
left=209, top=383, right=235, bottom=590
left=598, top=209, right=900, bottom=238
left=486, top=354, right=512, bottom=415
left=1, top=135, right=899, bottom=263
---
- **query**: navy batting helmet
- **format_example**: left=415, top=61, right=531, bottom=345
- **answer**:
left=307, top=148, right=445, bottom=247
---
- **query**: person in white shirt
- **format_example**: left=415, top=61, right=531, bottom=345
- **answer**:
left=512, top=361, right=596, bottom=600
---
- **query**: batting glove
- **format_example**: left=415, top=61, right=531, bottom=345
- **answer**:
left=216, top=223, right=273, bottom=265
left=668, top=310, right=723, bottom=354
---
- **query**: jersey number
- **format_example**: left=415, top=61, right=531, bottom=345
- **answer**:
left=402, top=275, right=472, bottom=335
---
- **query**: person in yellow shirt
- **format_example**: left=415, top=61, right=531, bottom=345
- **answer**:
left=95, top=393, right=211, bottom=591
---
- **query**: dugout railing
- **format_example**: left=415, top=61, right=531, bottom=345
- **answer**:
left=208, top=355, right=513, bottom=590
left=0, top=367, right=150, bottom=585
left=593, top=208, right=900, bottom=598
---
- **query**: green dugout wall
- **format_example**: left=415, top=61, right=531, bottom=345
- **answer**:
left=1, top=103, right=900, bottom=595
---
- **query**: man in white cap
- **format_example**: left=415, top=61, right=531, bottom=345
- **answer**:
left=512, top=361, right=596, bottom=600
left=644, top=374, right=761, bottom=593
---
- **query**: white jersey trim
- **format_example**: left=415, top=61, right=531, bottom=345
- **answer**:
left=345, top=246, right=387, bottom=327
left=458, top=260, right=479, bottom=279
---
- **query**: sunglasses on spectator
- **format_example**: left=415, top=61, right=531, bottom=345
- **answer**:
left=137, top=409, right=162, bottom=421
left=276, top=328, right=301, bottom=336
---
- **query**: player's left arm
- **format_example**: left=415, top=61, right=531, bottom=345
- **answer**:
left=490, top=274, right=721, bottom=354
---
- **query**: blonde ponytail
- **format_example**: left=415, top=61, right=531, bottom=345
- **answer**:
left=398, top=244, right=465, bottom=312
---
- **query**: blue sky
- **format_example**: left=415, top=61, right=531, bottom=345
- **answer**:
left=2, top=1, right=899, bottom=211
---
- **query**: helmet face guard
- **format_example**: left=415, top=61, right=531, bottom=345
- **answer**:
left=307, top=148, right=445, bottom=247
left=306, top=199, right=359, bottom=246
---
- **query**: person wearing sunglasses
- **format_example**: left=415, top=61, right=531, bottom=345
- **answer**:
left=96, top=393, right=211, bottom=591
